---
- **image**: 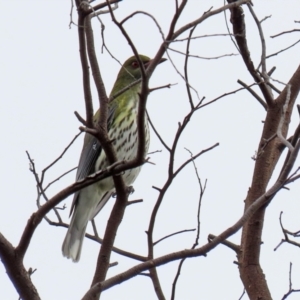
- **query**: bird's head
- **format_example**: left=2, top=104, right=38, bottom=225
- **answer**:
left=110, top=55, right=166, bottom=98
left=117, top=55, right=167, bottom=82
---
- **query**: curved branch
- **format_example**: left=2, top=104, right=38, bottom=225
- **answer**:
left=16, top=158, right=146, bottom=258
left=82, top=160, right=300, bottom=299
left=77, top=3, right=94, bottom=127
left=0, top=233, right=40, bottom=300
left=239, top=64, right=300, bottom=299
left=229, top=1, right=274, bottom=107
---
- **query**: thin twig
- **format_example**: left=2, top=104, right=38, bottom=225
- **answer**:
left=169, top=46, right=238, bottom=60
left=199, top=84, right=256, bottom=109
left=172, top=33, right=238, bottom=42
left=153, top=229, right=195, bottom=246
left=146, top=110, right=171, bottom=152
left=282, top=262, right=300, bottom=299
left=184, top=26, right=196, bottom=110
left=266, top=39, right=300, bottom=59
left=41, top=132, right=81, bottom=185
left=120, top=11, right=165, bottom=41
left=277, top=85, right=294, bottom=152
left=171, top=148, right=207, bottom=300
left=247, top=3, right=273, bottom=100
left=83, top=148, right=300, bottom=296
left=271, top=29, right=300, bottom=38
left=237, top=79, right=267, bottom=110
left=149, top=83, right=176, bottom=93
left=238, top=289, right=246, bottom=300
left=44, top=167, right=77, bottom=191
left=208, top=234, right=240, bottom=253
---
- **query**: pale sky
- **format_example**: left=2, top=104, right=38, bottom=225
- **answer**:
left=1, top=1, right=300, bottom=299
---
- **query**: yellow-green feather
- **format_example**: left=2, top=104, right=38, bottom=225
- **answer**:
left=62, top=55, right=151, bottom=262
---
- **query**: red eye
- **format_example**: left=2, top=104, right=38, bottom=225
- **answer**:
left=131, top=61, right=139, bottom=69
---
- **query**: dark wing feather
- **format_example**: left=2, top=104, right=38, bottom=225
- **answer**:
left=69, top=102, right=117, bottom=216
left=76, top=136, right=100, bottom=181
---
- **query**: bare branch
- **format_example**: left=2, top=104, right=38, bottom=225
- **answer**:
left=282, top=263, right=300, bottom=300
left=83, top=0, right=122, bottom=16
left=44, top=167, right=77, bottom=191
left=40, top=132, right=82, bottom=184
left=171, top=33, right=238, bottom=42
left=173, top=144, right=219, bottom=178
left=199, top=84, right=256, bottom=109
left=208, top=234, right=240, bottom=253
left=165, top=50, right=201, bottom=100
left=238, top=289, right=246, bottom=300
left=172, top=0, right=252, bottom=40
left=169, top=46, right=239, bottom=60
left=230, top=1, right=274, bottom=107
left=237, top=79, right=267, bottom=110
left=260, top=15, right=272, bottom=24
left=271, top=29, right=300, bottom=38
left=153, top=229, right=196, bottom=246
left=171, top=149, right=207, bottom=300
left=146, top=110, right=171, bottom=152
left=247, top=4, right=268, bottom=76
left=266, top=39, right=300, bottom=59
left=149, top=83, right=176, bottom=93
left=120, top=11, right=165, bottom=41
left=0, top=233, right=41, bottom=300
left=277, top=85, right=294, bottom=152
left=274, top=212, right=300, bottom=251
left=184, top=27, right=196, bottom=110
left=82, top=159, right=300, bottom=297
left=77, top=2, right=94, bottom=127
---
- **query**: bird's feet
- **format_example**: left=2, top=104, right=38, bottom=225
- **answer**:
left=126, top=186, right=135, bottom=195
left=112, top=186, right=134, bottom=198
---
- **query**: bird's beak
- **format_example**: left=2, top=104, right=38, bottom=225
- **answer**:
left=158, top=57, right=167, bottom=64
left=145, top=57, right=167, bottom=68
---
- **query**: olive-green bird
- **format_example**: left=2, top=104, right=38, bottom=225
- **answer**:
left=62, top=55, right=166, bottom=262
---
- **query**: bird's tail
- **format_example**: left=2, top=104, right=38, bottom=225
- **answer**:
left=62, top=190, right=112, bottom=262
left=62, top=206, right=89, bottom=262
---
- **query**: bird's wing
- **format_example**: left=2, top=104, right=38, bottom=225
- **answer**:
left=69, top=103, right=117, bottom=216
left=90, top=190, right=114, bottom=220
left=75, top=135, right=100, bottom=181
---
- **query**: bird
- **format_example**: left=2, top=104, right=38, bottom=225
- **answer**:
left=62, top=54, right=166, bottom=262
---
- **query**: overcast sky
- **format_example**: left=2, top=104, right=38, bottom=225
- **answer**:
left=1, top=1, right=300, bottom=299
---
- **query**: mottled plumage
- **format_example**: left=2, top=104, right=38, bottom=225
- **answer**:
left=62, top=55, right=166, bottom=262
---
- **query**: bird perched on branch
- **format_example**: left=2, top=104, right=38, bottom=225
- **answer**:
left=62, top=55, right=166, bottom=262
